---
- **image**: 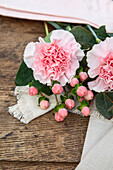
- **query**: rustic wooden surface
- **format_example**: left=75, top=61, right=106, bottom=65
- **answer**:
left=0, top=16, right=89, bottom=169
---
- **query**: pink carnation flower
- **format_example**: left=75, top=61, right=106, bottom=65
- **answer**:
left=24, top=30, right=84, bottom=86
left=87, top=38, right=113, bottom=92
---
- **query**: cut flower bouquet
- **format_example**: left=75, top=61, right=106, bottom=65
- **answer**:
left=15, top=22, right=113, bottom=122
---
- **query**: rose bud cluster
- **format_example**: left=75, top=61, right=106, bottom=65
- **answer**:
left=55, top=108, right=68, bottom=122
left=70, top=78, right=79, bottom=87
left=65, top=99, right=75, bottom=109
left=29, top=86, right=38, bottom=96
left=38, top=96, right=49, bottom=110
left=40, top=100, right=49, bottom=110
left=52, top=83, right=63, bottom=94
left=79, top=72, right=88, bottom=82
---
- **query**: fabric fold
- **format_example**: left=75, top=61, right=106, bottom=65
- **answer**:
left=1, top=0, right=113, bottom=32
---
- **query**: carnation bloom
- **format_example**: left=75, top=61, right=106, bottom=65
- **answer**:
left=24, top=30, right=84, bottom=86
left=87, top=38, right=113, bottom=92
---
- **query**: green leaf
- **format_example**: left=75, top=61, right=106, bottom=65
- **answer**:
left=15, top=61, right=34, bottom=86
left=71, top=84, right=81, bottom=95
left=60, top=95, right=67, bottom=103
left=81, top=100, right=89, bottom=106
left=31, top=79, right=52, bottom=96
left=71, top=26, right=96, bottom=49
left=74, top=75, right=80, bottom=79
left=52, top=80, right=60, bottom=86
left=77, top=99, right=89, bottom=111
left=43, top=32, right=52, bottom=43
left=38, top=96, right=49, bottom=105
left=108, top=33, right=113, bottom=37
left=47, top=21, right=62, bottom=30
left=96, top=92, right=113, bottom=119
left=69, top=95, right=74, bottom=100
left=95, top=26, right=110, bottom=41
left=76, top=66, right=83, bottom=74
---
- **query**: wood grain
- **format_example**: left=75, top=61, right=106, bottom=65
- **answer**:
left=0, top=16, right=89, bottom=168
left=0, top=161, right=77, bottom=170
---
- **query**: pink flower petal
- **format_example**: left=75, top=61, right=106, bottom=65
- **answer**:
left=88, top=77, right=108, bottom=92
left=24, top=42, right=36, bottom=68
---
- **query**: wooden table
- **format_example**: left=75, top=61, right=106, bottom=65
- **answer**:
left=0, top=16, right=89, bottom=170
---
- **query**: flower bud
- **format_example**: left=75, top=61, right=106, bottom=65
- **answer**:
left=80, top=97, right=85, bottom=103
left=79, top=72, right=88, bottom=82
left=81, top=106, right=90, bottom=116
left=58, top=108, right=68, bottom=118
left=70, top=78, right=79, bottom=87
left=52, top=84, right=63, bottom=94
left=84, top=90, right=94, bottom=100
left=29, top=86, right=38, bottom=96
left=55, top=112, right=64, bottom=122
left=65, top=99, right=75, bottom=109
left=77, top=86, right=88, bottom=97
left=40, top=100, right=49, bottom=110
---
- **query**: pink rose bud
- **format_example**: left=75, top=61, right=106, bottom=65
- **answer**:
left=29, top=86, right=38, bottom=96
left=52, top=84, right=63, bottom=94
left=79, top=72, right=88, bottom=82
left=65, top=99, right=75, bottom=109
left=81, top=106, right=90, bottom=116
left=58, top=108, right=68, bottom=118
left=70, top=78, right=79, bottom=87
left=80, top=97, right=85, bottom=103
left=77, top=86, right=88, bottom=97
left=84, top=90, right=94, bottom=100
left=55, top=112, right=64, bottom=122
left=40, top=100, right=49, bottom=110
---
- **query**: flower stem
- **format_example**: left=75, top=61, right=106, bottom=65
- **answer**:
left=86, top=24, right=101, bottom=43
left=55, top=94, right=59, bottom=105
left=40, top=92, right=43, bottom=97
left=44, top=21, right=49, bottom=36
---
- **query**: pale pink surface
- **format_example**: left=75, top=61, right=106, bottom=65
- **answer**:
left=84, top=90, right=94, bottom=101
left=81, top=107, right=90, bottom=116
left=40, top=100, right=49, bottom=110
left=52, top=84, right=63, bottom=95
left=29, top=86, right=38, bottom=96
left=87, top=38, right=113, bottom=92
left=24, top=30, right=84, bottom=86
left=55, top=112, right=64, bottom=122
left=77, top=86, right=88, bottom=97
left=1, top=0, right=113, bottom=32
left=58, top=108, right=68, bottom=118
left=79, top=72, right=88, bottom=82
left=65, top=99, right=75, bottom=109
left=70, top=78, right=79, bottom=87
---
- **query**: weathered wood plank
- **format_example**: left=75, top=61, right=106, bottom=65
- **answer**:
left=0, top=16, right=89, bottom=163
left=0, top=161, right=77, bottom=170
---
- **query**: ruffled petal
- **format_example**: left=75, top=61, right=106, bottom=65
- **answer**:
left=88, top=67, right=100, bottom=78
left=57, top=74, right=68, bottom=86
left=23, top=42, right=36, bottom=68
left=50, top=30, right=76, bottom=49
left=88, top=77, right=108, bottom=92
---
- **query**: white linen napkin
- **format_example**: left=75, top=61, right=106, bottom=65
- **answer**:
left=8, top=86, right=81, bottom=124
left=0, top=0, right=113, bottom=32
left=76, top=116, right=113, bottom=170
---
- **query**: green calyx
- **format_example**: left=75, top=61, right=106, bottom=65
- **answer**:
left=77, top=100, right=89, bottom=111
left=38, top=96, right=49, bottom=106
left=54, top=103, right=65, bottom=113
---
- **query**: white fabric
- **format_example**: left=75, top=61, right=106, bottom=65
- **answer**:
left=76, top=116, right=113, bottom=170
left=8, top=86, right=60, bottom=124
left=0, top=0, right=113, bottom=32
left=8, top=86, right=81, bottom=123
